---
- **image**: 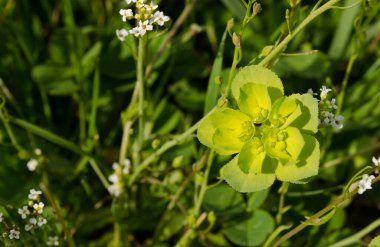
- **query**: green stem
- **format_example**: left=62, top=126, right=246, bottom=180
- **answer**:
left=144, top=0, right=198, bottom=78
left=272, top=175, right=380, bottom=247
left=0, top=107, right=23, bottom=152
left=119, top=120, right=134, bottom=165
left=40, top=183, right=75, bottom=247
left=275, top=182, right=289, bottom=224
left=38, top=85, right=52, bottom=127
left=225, top=46, right=241, bottom=98
left=176, top=150, right=214, bottom=246
left=328, top=218, right=380, bottom=247
left=87, top=67, right=101, bottom=145
left=10, top=117, right=86, bottom=156
left=137, top=37, right=146, bottom=165
left=89, top=158, right=110, bottom=190
left=336, top=54, right=357, bottom=115
left=258, top=0, right=342, bottom=67
left=128, top=107, right=215, bottom=185
left=194, top=150, right=214, bottom=216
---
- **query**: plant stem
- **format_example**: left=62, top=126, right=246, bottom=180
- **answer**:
left=89, top=158, right=110, bottom=190
left=0, top=107, right=23, bottom=153
left=87, top=67, right=101, bottom=145
left=10, top=117, right=86, bottom=156
left=145, top=0, right=198, bottom=78
left=40, top=183, right=74, bottom=247
left=271, top=175, right=380, bottom=247
left=137, top=37, right=146, bottom=165
left=328, top=217, right=380, bottom=247
left=258, top=0, right=342, bottom=67
left=225, top=46, right=241, bottom=98
left=336, top=53, right=357, bottom=115
left=194, top=150, right=214, bottom=216
left=176, top=150, right=214, bottom=246
left=119, top=120, right=134, bottom=165
left=128, top=107, right=215, bottom=185
left=276, top=182, right=289, bottom=224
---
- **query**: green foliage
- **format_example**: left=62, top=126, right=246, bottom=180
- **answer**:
left=0, top=0, right=379, bottom=246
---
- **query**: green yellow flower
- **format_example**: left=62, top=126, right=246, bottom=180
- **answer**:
left=197, top=65, right=320, bottom=192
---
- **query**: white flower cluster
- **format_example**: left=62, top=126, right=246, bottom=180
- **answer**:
left=307, top=86, right=344, bottom=129
left=26, top=148, right=43, bottom=172
left=47, top=236, right=59, bottom=246
left=20, top=189, right=47, bottom=232
left=116, top=0, right=170, bottom=40
left=108, top=159, right=131, bottom=197
left=353, top=156, right=379, bottom=195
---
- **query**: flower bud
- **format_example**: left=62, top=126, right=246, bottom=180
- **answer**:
left=232, top=32, right=241, bottom=48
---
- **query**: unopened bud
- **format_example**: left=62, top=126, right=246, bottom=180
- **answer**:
left=215, top=76, right=222, bottom=85
left=232, top=32, right=241, bottom=48
left=152, top=139, right=161, bottom=149
left=253, top=2, right=262, bottom=14
left=260, top=45, right=274, bottom=57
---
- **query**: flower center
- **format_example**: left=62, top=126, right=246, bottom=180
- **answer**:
left=238, top=121, right=255, bottom=142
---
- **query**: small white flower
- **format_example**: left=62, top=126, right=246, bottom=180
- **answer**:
left=33, top=202, right=44, bottom=214
left=119, top=9, right=133, bottom=22
left=28, top=189, right=42, bottom=200
left=116, top=29, right=129, bottom=41
left=126, top=0, right=137, bottom=4
left=0, top=212, right=3, bottom=222
left=47, top=236, right=60, bottom=246
left=34, top=148, right=42, bottom=155
left=130, top=26, right=142, bottom=37
left=326, top=98, right=338, bottom=109
left=25, top=224, right=33, bottom=231
left=372, top=156, right=380, bottom=166
left=358, top=174, right=375, bottom=194
left=27, top=158, right=38, bottom=171
left=138, top=20, right=153, bottom=36
left=123, top=159, right=131, bottom=174
left=29, top=217, right=37, bottom=225
left=320, top=85, right=332, bottom=100
left=37, top=216, right=47, bottom=227
left=307, top=88, right=317, bottom=96
left=331, top=115, right=344, bottom=129
left=152, top=11, right=170, bottom=26
left=108, top=173, right=119, bottom=183
left=18, top=206, right=30, bottom=219
left=9, top=228, right=20, bottom=240
left=108, top=184, right=123, bottom=197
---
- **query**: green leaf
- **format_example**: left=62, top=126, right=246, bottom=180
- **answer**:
left=238, top=83, right=271, bottom=123
left=81, top=42, right=102, bottom=77
left=204, top=28, right=227, bottom=114
left=44, top=79, right=79, bottom=96
left=232, top=65, right=283, bottom=105
left=222, top=156, right=276, bottom=193
left=197, top=108, right=252, bottom=155
left=247, top=189, right=269, bottom=211
left=32, top=64, right=74, bottom=84
left=275, top=135, right=320, bottom=182
left=289, top=94, right=319, bottom=134
left=203, top=184, right=245, bottom=214
left=223, top=210, right=275, bottom=246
